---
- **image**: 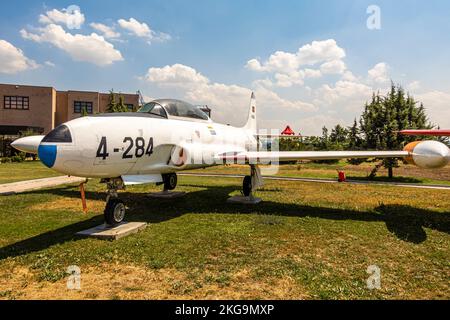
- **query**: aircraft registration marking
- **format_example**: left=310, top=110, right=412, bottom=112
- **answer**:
left=96, top=136, right=154, bottom=160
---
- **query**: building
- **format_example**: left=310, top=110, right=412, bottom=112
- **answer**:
left=0, top=83, right=139, bottom=136
left=281, top=125, right=296, bottom=136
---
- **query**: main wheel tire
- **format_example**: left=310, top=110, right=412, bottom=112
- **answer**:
left=243, top=175, right=252, bottom=197
left=163, top=173, right=177, bottom=191
left=104, top=198, right=126, bottom=226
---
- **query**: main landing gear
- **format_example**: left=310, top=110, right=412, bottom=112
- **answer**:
left=162, top=173, right=177, bottom=191
left=242, top=175, right=252, bottom=197
left=242, top=165, right=263, bottom=198
left=102, top=178, right=126, bottom=226
left=228, top=165, right=263, bottom=204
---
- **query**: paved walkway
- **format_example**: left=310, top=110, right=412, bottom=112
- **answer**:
left=0, top=176, right=87, bottom=195
left=179, top=173, right=450, bottom=191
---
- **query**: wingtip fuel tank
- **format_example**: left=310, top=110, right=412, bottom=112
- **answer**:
left=404, top=140, right=450, bottom=169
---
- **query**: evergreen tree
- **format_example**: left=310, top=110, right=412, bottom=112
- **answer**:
left=81, top=106, right=89, bottom=117
left=106, top=90, right=118, bottom=113
left=358, top=83, right=432, bottom=178
left=347, top=119, right=365, bottom=165
left=116, top=95, right=129, bottom=112
left=330, top=124, right=348, bottom=145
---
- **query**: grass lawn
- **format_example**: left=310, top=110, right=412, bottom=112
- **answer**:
left=186, top=162, right=450, bottom=186
left=0, top=161, right=60, bottom=184
left=0, top=162, right=449, bottom=299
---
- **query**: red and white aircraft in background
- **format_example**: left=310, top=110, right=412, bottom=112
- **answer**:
left=400, top=129, right=450, bottom=136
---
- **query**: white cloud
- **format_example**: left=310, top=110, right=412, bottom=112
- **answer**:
left=304, top=68, right=322, bottom=79
left=245, top=39, right=347, bottom=88
left=144, top=63, right=315, bottom=126
left=118, top=18, right=150, bottom=37
left=274, top=71, right=305, bottom=87
left=90, top=23, right=120, bottom=39
left=315, top=80, right=373, bottom=111
left=245, top=58, right=264, bottom=72
left=145, top=63, right=209, bottom=88
left=320, top=59, right=346, bottom=75
left=44, top=61, right=55, bottom=67
left=416, top=90, right=450, bottom=128
left=21, top=24, right=123, bottom=66
left=407, top=80, right=421, bottom=91
left=248, top=39, right=346, bottom=74
left=256, top=86, right=316, bottom=112
left=298, top=114, right=347, bottom=136
left=118, top=17, right=171, bottom=43
left=39, top=5, right=85, bottom=30
left=0, top=39, right=39, bottom=74
left=297, top=39, right=346, bottom=66
left=368, top=62, right=390, bottom=84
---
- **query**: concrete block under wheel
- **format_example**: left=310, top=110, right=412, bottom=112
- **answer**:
left=227, top=195, right=262, bottom=204
left=147, top=191, right=186, bottom=199
left=76, top=222, right=147, bottom=240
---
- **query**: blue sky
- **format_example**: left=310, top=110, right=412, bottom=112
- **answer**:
left=1, top=0, right=450, bottom=134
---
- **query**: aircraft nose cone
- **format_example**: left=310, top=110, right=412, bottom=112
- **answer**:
left=10, top=136, right=44, bottom=154
left=38, top=144, right=57, bottom=168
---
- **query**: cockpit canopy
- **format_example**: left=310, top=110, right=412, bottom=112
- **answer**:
left=137, top=99, right=209, bottom=121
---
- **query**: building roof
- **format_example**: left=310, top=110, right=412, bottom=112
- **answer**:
left=281, top=125, right=295, bottom=135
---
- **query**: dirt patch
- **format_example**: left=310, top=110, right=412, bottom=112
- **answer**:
left=0, top=264, right=309, bottom=300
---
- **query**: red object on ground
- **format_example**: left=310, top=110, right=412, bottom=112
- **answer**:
left=337, top=171, right=346, bottom=182
left=400, top=129, right=450, bottom=137
left=281, top=125, right=295, bottom=136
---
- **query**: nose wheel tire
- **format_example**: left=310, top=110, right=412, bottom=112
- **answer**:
left=104, top=198, right=126, bottom=226
left=243, top=175, right=252, bottom=197
left=163, top=173, right=177, bottom=191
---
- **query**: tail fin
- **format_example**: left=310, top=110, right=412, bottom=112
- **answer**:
left=243, top=92, right=257, bottom=134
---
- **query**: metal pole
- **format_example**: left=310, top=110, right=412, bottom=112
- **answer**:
left=79, top=182, right=87, bottom=214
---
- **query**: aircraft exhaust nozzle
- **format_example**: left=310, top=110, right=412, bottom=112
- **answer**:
left=10, top=135, right=45, bottom=154
left=404, top=140, right=450, bottom=169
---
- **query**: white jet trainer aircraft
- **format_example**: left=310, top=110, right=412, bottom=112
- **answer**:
left=12, top=93, right=450, bottom=225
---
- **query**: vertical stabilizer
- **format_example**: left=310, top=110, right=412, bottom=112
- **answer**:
left=243, top=92, right=257, bottom=134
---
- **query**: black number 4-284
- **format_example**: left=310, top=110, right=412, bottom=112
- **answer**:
left=96, top=136, right=153, bottom=160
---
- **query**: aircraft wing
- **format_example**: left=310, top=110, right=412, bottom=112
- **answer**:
left=217, top=150, right=409, bottom=163
left=400, top=129, right=450, bottom=136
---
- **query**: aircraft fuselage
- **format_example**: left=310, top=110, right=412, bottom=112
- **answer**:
left=38, top=113, right=257, bottom=178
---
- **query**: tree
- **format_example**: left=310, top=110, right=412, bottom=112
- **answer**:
left=81, top=106, right=89, bottom=117
left=330, top=124, right=348, bottom=145
left=106, top=90, right=128, bottom=113
left=313, top=126, right=340, bottom=164
left=116, top=95, right=129, bottom=112
left=347, top=119, right=365, bottom=165
left=106, top=90, right=117, bottom=113
left=358, top=83, right=431, bottom=178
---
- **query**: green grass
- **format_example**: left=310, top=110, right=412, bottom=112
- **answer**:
left=0, top=161, right=60, bottom=184
left=186, top=163, right=450, bottom=186
left=0, top=168, right=449, bottom=299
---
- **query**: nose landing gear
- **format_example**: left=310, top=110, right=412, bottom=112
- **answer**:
left=102, top=178, right=126, bottom=226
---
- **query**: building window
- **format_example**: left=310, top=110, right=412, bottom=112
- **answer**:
left=4, top=96, right=29, bottom=110
left=125, top=104, right=134, bottom=111
left=74, top=101, right=93, bottom=114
